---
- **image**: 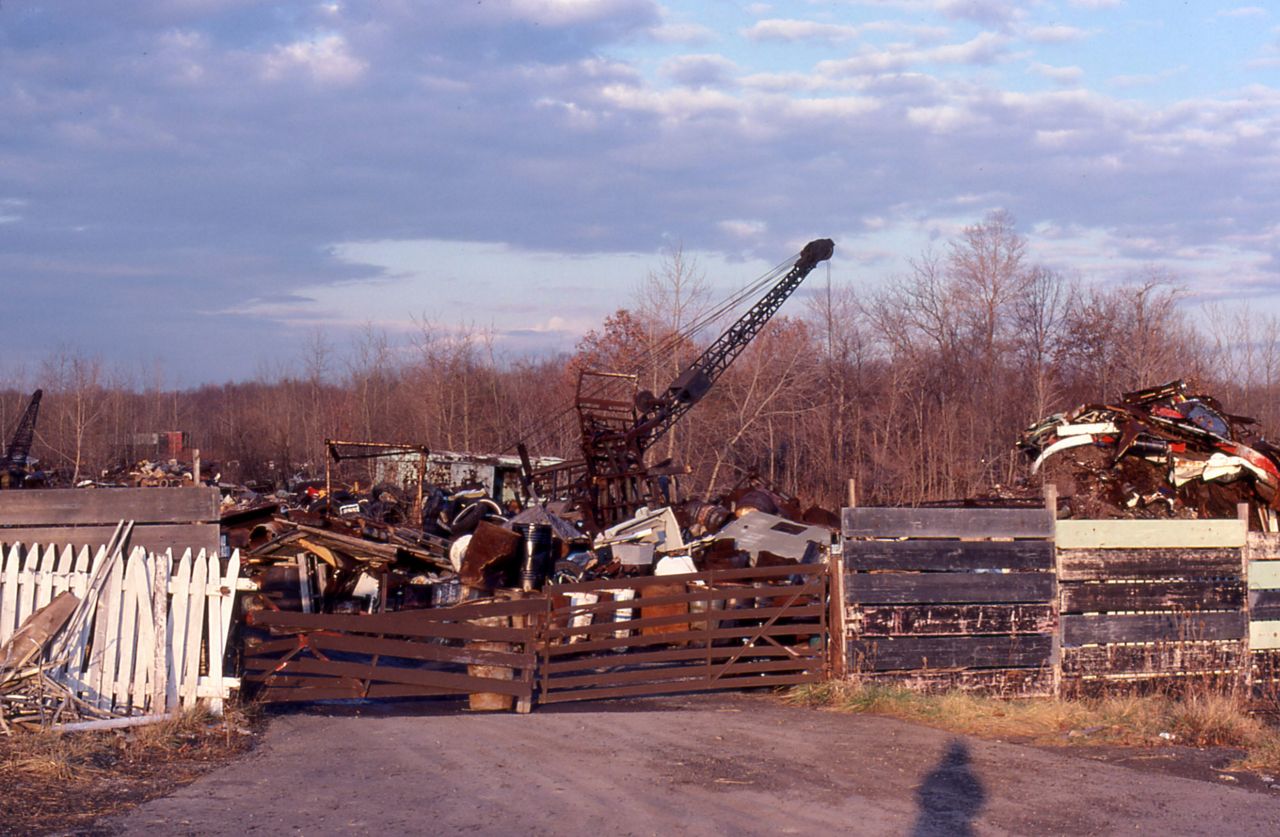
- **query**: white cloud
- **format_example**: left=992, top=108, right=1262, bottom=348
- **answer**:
left=907, top=104, right=980, bottom=131
left=261, top=34, right=366, bottom=85
left=647, top=22, right=716, bottom=44
left=509, top=0, right=655, bottom=27
left=1067, top=0, right=1120, bottom=8
left=0, top=198, right=25, bottom=224
left=718, top=219, right=767, bottom=238
left=660, top=54, right=738, bottom=88
left=818, top=32, right=1009, bottom=77
left=1023, top=25, right=1091, bottom=44
left=935, top=0, right=1026, bottom=27
left=744, top=19, right=869, bottom=43
left=1029, top=62, right=1084, bottom=84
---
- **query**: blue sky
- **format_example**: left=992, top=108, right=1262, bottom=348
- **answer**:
left=1, top=1, right=1278, bottom=384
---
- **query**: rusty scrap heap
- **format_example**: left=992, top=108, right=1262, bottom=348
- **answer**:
left=1019, top=380, right=1280, bottom=523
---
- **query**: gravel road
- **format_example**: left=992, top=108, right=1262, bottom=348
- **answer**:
left=103, top=693, right=1280, bottom=835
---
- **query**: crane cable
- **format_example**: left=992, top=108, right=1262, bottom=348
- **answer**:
left=501, top=249, right=801, bottom=455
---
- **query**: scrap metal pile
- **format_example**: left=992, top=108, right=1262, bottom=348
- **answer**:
left=1019, top=380, right=1280, bottom=522
left=230, top=473, right=836, bottom=617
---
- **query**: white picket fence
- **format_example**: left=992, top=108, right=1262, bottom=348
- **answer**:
left=0, top=541, right=245, bottom=714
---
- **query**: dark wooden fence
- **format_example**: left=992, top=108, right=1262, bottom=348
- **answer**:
left=539, top=564, right=828, bottom=704
left=838, top=507, right=1280, bottom=698
left=842, top=508, right=1056, bottom=695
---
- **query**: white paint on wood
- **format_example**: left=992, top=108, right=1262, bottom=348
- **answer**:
left=1, top=544, right=19, bottom=646
left=182, top=551, right=207, bottom=708
left=167, top=549, right=192, bottom=711
left=1251, top=620, right=1280, bottom=650
left=1, top=540, right=245, bottom=715
left=1250, top=561, right=1280, bottom=590
left=1056, top=519, right=1247, bottom=549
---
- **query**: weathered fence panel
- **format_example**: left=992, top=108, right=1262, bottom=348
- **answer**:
left=843, top=508, right=1056, bottom=695
left=1057, top=517, right=1248, bottom=694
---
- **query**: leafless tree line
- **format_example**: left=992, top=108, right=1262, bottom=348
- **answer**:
left=3, top=211, right=1275, bottom=509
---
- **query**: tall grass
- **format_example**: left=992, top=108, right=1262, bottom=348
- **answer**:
left=788, top=681, right=1280, bottom=772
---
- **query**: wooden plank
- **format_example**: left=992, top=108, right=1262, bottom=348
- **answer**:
left=1250, top=620, right=1280, bottom=650
left=545, top=604, right=824, bottom=640
left=166, top=550, right=191, bottom=711
left=544, top=644, right=816, bottom=674
left=2, top=523, right=219, bottom=556
left=863, top=668, right=1053, bottom=697
left=204, top=550, right=226, bottom=714
left=545, top=623, right=821, bottom=657
left=90, top=551, right=126, bottom=710
left=1061, top=580, right=1245, bottom=613
left=538, top=673, right=819, bottom=704
left=1250, top=590, right=1280, bottom=621
left=846, top=572, right=1054, bottom=604
left=304, top=631, right=536, bottom=669
left=245, top=610, right=538, bottom=643
left=1058, top=548, right=1242, bottom=582
left=1061, top=612, right=1246, bottom=647
left=844, top=540, right=1053, bottom=571
left=546, top=658, right=817, bottom=691
left=114, top=553, right=144, bottom=710
left=181, top=550, right=207, bottom=708
left=0, top=544, right=19, bottom=646
left=261, top=656, right=533, bottom=698
left=0, top=486, right=220, bottom=526
left=33, top=544, right=55, bottom=612
left=1062, top=641, right=1245, bottom=675
left=546, top=562, right=825, bottom=595
left=843, top=507, right=1053, bottom=539
left=1056, top=518, right=1246, bottom=550
left=849, top=635, right=1052, bottom=671
left=856, top=604, right=1054, bottom=636
left=549, top=581, right=823, bottom=619
left=1249, top=561, right=1280, bottom=590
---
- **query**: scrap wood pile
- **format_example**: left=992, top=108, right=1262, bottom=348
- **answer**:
left=1019, top=379, right=1280, bottom=524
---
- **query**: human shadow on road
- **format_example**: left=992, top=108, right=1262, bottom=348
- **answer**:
left=910, top=739, right=986, bottom=837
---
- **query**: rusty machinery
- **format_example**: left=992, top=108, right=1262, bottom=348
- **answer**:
left=522, top=238, right=835, bottom=531
left=1, top=389, right=42, bottom=489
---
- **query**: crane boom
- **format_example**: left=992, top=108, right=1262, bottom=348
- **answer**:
left=527, top=238, right=834, bottom=529
left=2, top=389, right=42, bottom=489
left=632, top=238, right=834, bottom=450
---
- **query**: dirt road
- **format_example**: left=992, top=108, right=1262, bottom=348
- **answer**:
left=103, top=693, right=1280, bottom=835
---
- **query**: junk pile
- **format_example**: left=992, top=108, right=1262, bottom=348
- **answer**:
left=234, top=472, right=836, bottom=618
left=1019, top=380, right=1280, bottom=523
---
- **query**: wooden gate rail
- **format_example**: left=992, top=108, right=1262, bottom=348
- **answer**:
left=242, top=597, right=544, bottom=706
left=538, top=564, right=828, bottom=704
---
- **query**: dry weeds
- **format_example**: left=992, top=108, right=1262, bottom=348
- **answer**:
left=0, top=703, right=260, bottom=836
left=787, top=681, right=1280, bottom=774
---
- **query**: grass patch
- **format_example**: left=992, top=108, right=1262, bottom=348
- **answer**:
left=787, top=681, right=1280, bottom=774
left=0, top=702, right=261, bottom=835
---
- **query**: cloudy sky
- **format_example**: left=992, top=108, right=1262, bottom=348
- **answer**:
left=2, top=1, right=1278, bottom=384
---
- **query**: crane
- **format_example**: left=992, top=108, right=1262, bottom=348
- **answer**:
left=525, top=239, right=835, bottom=529
left=1, top=389, right=43, bottom=489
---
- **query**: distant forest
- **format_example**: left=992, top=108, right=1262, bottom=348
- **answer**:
left=4, top=212, right=1276, bottom=509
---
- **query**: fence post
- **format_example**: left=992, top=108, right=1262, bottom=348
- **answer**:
left=829, top=543, right=847, bottom=680
left=1047, top=485, right=1062, bottom=700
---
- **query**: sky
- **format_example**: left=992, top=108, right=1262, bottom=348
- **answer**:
left=2, top=1, right=1279, bottom=385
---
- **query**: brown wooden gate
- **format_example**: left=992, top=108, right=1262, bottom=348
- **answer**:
left=538, top=564, right=828, bottom=704
left=242, top=597, right=544, bottom=708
